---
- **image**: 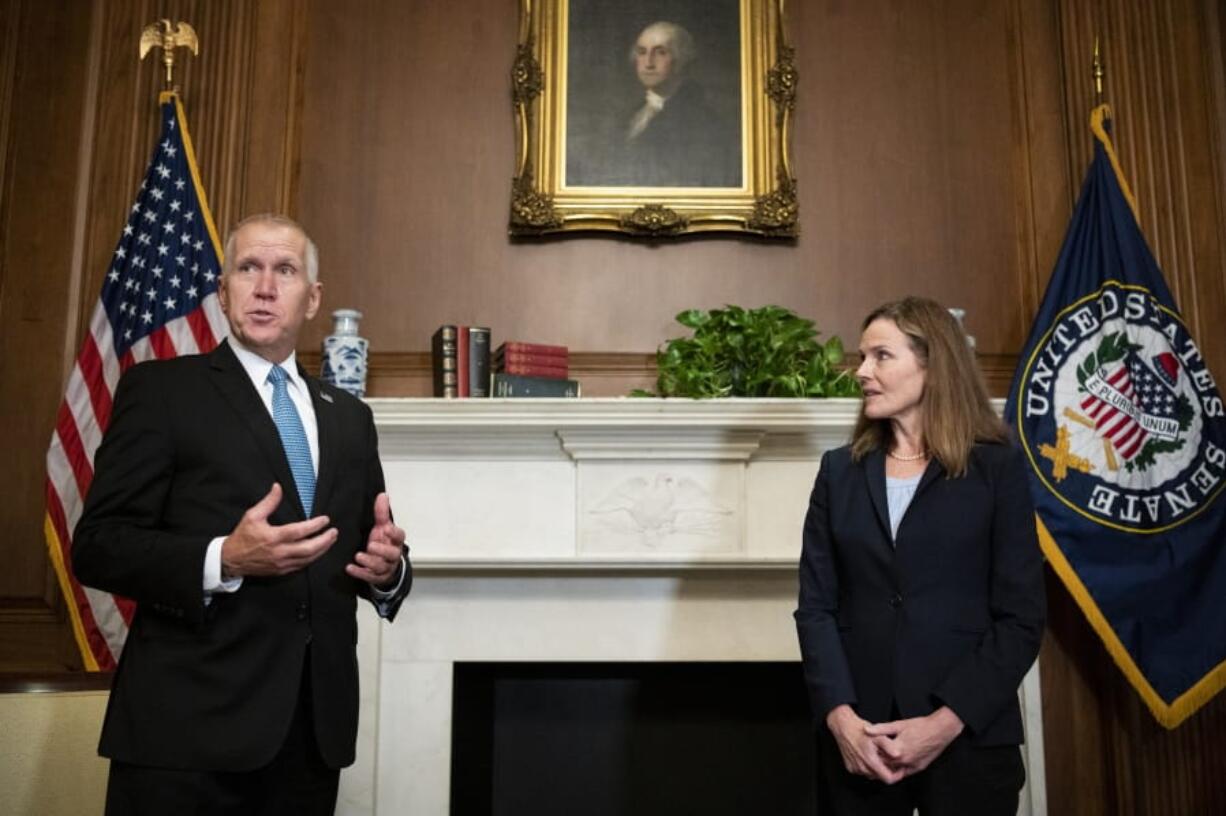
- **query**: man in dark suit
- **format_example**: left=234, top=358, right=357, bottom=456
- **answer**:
left=73, top=213, right=411, bottom=815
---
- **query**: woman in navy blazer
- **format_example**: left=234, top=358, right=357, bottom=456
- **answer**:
left=795, top=297, right=1045, bottom=815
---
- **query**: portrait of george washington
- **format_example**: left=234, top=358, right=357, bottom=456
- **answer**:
left=564, top=1, right=743, bottom=189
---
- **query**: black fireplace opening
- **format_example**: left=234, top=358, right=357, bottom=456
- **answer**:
left=450, top=661, right=817, bottom=816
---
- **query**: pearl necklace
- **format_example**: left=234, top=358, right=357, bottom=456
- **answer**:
left=887, top=449, right=928, bottom=462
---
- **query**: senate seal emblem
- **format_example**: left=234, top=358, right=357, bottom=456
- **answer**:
left=1016, top=282, right=1226, bottom=533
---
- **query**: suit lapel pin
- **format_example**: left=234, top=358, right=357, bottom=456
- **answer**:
left=320, top=392, right=334, bottom=404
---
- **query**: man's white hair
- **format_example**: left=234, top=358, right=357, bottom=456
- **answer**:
left=222, top=213, right=319, bottom=283
left=628, top=21, right=697, bottom=74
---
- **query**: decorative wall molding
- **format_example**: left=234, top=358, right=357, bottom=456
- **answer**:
left=0, top=600, right=61, bottom=627
left=557, top=429, right=766, bottom=461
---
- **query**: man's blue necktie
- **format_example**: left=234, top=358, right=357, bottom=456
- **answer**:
left=268, top=364, right=315, bottom=516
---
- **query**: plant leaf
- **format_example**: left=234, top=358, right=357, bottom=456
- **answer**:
left=676, top=309, right=707, bottom=329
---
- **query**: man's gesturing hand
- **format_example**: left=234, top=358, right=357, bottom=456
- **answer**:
left=346, top=492, right=404, bottom=588
left=221, top=483, right=338, bottom=578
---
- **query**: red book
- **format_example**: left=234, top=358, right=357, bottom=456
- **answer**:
left=457, top=324, right=469, bottom=398
left=496, top=341, right=569, bottom=359
left=497, top=361, right=569, bottom=379
left=495, top=350, right=570, bottom=368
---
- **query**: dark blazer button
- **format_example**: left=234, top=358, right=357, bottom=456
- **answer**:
left=296, top=603, right=309, bottom=621
left=889, top=594, right=902, bottom=609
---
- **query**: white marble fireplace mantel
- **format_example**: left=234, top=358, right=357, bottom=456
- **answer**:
left=341, top=398, right=1045, bottom=815
left=368, top=397, right=863, bottom=571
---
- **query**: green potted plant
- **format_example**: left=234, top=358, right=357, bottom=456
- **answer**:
left=634, top=305, right=860, bottom=398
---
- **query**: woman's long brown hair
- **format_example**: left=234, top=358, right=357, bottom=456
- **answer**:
left=850, top=296, right=1006, bottom=477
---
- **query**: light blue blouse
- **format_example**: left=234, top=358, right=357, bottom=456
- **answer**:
left=885, top=473, right=923, bottom=542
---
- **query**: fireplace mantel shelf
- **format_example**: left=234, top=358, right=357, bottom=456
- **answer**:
left=371, top=397, right=1014, bottom=572
left=369, top=397, right=878, bottom=461
left=368, top=396, right=864, bottom=429
left=371, top=397, right=864, bottom=572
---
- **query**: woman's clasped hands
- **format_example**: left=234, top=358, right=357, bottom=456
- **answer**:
left=826, top=703, right=965, bottom=784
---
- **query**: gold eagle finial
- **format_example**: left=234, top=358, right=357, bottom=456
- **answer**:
left=139, top=19, right=199, bottom=88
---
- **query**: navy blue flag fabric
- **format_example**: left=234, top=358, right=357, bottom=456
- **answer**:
left=1005, top=105, right=1226, bottom=728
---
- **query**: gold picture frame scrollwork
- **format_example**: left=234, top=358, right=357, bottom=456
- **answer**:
left=510, top=0, right=796, bottom=238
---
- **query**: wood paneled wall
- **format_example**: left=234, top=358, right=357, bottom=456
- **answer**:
left=1, top=0, right=1224, bottom=811
left=293, top=0, right=1075, bottom=397
left=0, top=0, right=96, bottom=671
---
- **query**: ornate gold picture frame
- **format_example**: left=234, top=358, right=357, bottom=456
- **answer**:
left=510, top=0, right=796, bottom=238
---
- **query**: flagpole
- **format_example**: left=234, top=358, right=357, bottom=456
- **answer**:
left=1092, top=38, right=1105, bottom=106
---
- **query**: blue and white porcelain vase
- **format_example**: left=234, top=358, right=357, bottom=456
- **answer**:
left=321, top=309, right=369, bottom=397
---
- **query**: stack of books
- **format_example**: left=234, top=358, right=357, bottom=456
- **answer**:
left=493, top=341, right=580, bottom=397
left=431, top=325, right=491, bottom=398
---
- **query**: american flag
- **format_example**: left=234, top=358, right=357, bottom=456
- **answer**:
left=44, top=92, right=227, bottom=670
left=1080, top=352, right=1180, bottom=461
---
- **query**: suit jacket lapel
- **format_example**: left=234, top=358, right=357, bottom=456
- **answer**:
left=914, top=456, right=945, bottom=499
left=892, top=456, right=944, bottom=556
left=302, top=365, right=339, bottom=515
left=865, top=449, right=944, bottom=550
left=209, top=339, right=306, bottom=519
left=863, top=449, right=891, bottom=543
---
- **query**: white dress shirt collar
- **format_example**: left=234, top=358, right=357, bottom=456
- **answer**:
left=228, top=338, right=303, bottom=393
left=225, top=337, right=319, bottom=474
